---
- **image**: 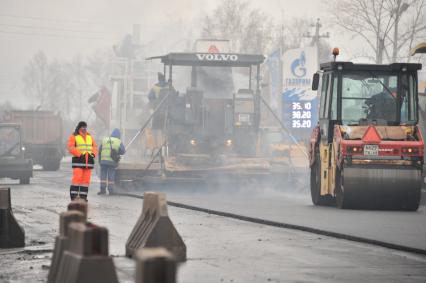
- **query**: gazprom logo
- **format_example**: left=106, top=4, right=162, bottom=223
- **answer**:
left=196, top=53, right=238, bottom=62
left=291, top=51, right=307, bottom=78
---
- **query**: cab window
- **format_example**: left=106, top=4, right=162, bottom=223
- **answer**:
left=330, top=76, right=338, bottom=120
left=320, top=74, right=329, bottom=118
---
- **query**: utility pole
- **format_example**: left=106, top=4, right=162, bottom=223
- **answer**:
left=280, top=24, right=285, bottom=55
left=303, top=18, right=330, bottom=66
left=392, top=2, right=409, bottom=62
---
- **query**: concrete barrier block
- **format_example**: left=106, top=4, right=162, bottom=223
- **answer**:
left=126, top=192, right=186, bottom=262
left=67, top=199, right=88, bottom=221
left=55, top=222, right=118, bottom=283
left=0, top=187, right=25, bottom=248
left=135, top=248, right=176, bottom=283
left=47, top=211, right=85, bottom=283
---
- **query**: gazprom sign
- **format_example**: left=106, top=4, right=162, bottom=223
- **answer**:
left=282, top=47, right=318, bottom=139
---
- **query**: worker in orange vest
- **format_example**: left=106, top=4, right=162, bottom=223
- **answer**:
left=67, top=121, right=98, bottom=201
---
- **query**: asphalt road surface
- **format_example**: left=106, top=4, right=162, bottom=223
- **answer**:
left=158, top=188, right=426, bottom=253
left=1, top=162, right=426, bottom=283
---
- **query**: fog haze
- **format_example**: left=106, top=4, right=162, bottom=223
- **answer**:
left=1, top=0, right=422, bottom=109
left=0, top=0, right=331, bottom=105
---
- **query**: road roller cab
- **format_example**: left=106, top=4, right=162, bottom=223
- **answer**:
left=309, top=59, right=423, bottom=210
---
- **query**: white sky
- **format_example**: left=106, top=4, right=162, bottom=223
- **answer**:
left=0, top=0, right=374, bottom=106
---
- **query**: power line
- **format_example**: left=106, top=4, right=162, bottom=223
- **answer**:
left=0, top=23, right=119, bottom=34
left=0, top=13, right=119, bottom=26
left=0, top=14, right=166, bottom=31
left=0, top=29, right=115, bottom=40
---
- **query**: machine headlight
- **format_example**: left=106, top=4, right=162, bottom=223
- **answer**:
left=190, top=139, right=197, bottom=146
left=346, top=146, right=363, bottom=154
left=21, top=147, right=25, bottom=151
left=402, top=147, right=419, bottom=154
left=225, top=139, right=233, bottom=146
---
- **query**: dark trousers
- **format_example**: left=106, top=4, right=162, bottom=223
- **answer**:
left=100, top=165, right=116, bottom=193
left=70, top=185, right=88, bottom=201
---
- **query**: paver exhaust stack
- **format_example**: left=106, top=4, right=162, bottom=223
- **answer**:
left=126, top=192, right=186, bottom=262
left=0, top=187, right=25, bottom=248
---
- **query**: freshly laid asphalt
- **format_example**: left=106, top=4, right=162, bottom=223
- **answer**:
left=133, top=182, right=426, bottom=253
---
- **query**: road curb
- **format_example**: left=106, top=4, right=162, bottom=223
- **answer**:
left=117, top=192, right=426, bottom=256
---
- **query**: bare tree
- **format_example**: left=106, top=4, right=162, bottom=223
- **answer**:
left=47, top=59, right=78, bottom=115
left=240, top=10, right=274, bottom=53
left=0, top=101, right=14, bottom=118
left=202, top=0, right=333, bottom=58
left=402, top=0, right=426, bottom=62
left=85, top=49, right=111, bottom=87
left=22, top=50, right=109, bottom=119
left=280, top=19, right=312, bottom=51
left=202, top=0, right=273, bottom=53
left=330, top=0, right=426, bottom=63
left=22, top=51, right=49, bottom=109
left=67, top=55, right=90, bottom=119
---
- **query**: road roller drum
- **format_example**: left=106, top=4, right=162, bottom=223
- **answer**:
left=337, top=165, right=422, bottom=210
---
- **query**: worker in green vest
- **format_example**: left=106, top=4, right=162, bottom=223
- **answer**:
left=98, top=128, right=126, bottom=195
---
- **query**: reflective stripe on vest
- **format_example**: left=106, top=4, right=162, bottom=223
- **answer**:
left=100, top=137, right=121, bottom=162
left=71, top=162, right=94, bottom=168
left=75, top=135, right=93, bottom=155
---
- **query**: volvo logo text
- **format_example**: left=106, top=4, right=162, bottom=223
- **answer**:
left=196, top=53, right=238, bottom=61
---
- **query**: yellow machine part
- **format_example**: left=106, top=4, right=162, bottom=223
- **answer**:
left=319, top=142, right=337, bottom=196
left=411, top=42, right=426, bottom=55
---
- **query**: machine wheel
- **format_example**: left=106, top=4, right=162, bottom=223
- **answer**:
left=43, top=160, right=61, bottom=171
left=401, top=188, right=421, bottom=211
left=336, top=169, right=351, bottom=209
left=19, top=177, right=30, bottom=185
left=310, top=152, right=334, bottom=206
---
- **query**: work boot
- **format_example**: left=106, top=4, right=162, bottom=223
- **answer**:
left=108, top=185, right=115, bottom=195
left=97, top=190, right=106, bottom=195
